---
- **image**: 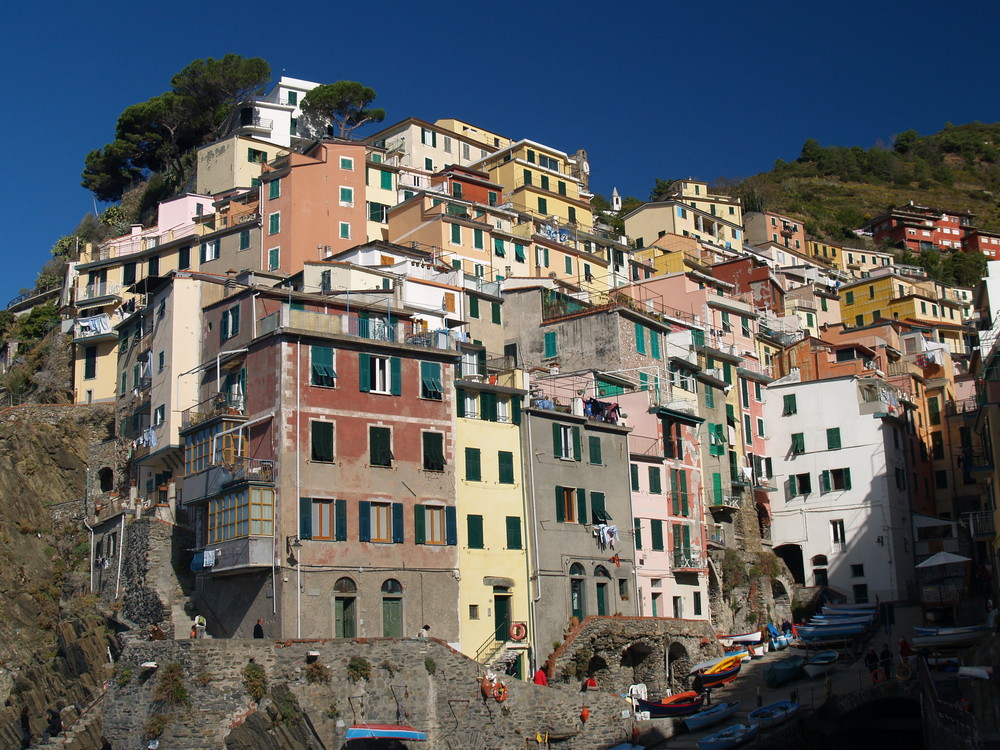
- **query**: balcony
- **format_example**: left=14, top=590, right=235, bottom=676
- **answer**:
left=7, top=284, right=60, bottom=312
left=182, top=456, right=275, bottom=505
left=708, top=493, right=743, bottom=511
left=946, top=398, right=979, bottom=417
left=74, top=313, right=115, bottom=341
left=965, top=511, right=995, bottom=538
left=234, top=116, right=273, bottom=135
left=181, top=392, right=246, bottom=429
left=191, top=536, right=273, bottom=574
left=76, top=282, right=123, bottom=305
left=672, top=549, right=706, bottom=570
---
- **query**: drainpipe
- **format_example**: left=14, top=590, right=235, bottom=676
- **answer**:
left=114, top=513, right=126, bottom=599
left=296, top=334, right=302, bottom=638
left=524, top=375, right=543, bottom=672
left=84, top=469, right=94, bottom=593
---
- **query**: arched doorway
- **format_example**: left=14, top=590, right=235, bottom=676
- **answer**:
left=667, top=641, right=690, bottom=690
left=334, top=577, right=357, bottom=638
left=811, top=555, right=829, bottom=587
left=98, top=467, right=114, bottom=493
left=381, top=579, right=403, bottom=637
left=569, top=563, right=585, bottom=623
left=594, top=565, right=611, bottom=615
left=621, top=642, right=659, bottom=694
left=775, top=544, right=804, bottom=584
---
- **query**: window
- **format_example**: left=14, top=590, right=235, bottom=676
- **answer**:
left=369, top=426, right=393, bottom=467
left=268, top=247, right=280, bottom=270
left=465, top=447, right=482, bottom=481
left=359, top=354, right=401, bottom=395
left=782, top=394, right=797, bottom=415
left=415, top=504, right=447, bottom=545
left=831, top=519, right=846, bottom=550
left=588, top=436, right=602, bottom=465
left=538, top=197, right=548, bottom=215
left=339, top=222, right=351, bottom=240
left=311, top=346, right=337, bottom=387
left=543, top=331, right=557, bottom=358
left=852, top=584, right=869, bottom=604
left=790, top=433, right=805, bottom=454
left=506, top=517, right=522, bottom=549
left=209, top=487, right=274, bottom=542
left=492, top=302, right=502, bottom=325
left=153, top=405, right=165, bottom=426
left=308, top=499, right=347, bottom=542
left=362, top=502, right=398, bottom=543
left=339, top=186, right=354, bottom=206
left=845, top=291, right=854, bottom=305
left=820, top=468, right=852, bottom=492
left=340, top=156, right=354, bottom=171
left=239, top=229, right=251, bottom=250
left=851, top=564, right=865, bottom=577
left=928, top=397, right=940, bottom=426
left=789, top=473, right=812, bottom=496
left=648, top=466, right=662, bottom=494
left=247, top=148, right=267, bottom=163
left=467, top=514, right=484, bottom=549
left=704, top=382, right=715, bottom=409
left=630, top=464, right=640, bottom=491
left=634, top=323, right=646, bottom=354
left=555, top=485, right=582, bottom=523
left=83, top=346, right=98, bottom=379
left=420, top=361, right=443, bottom=399
left=498, top=451, right=515, bottom=484
left=553, top=423, right=581, bottom=460
left=708, top=423, right=725, bottom=456
left=663, top=419, right=682, bottom=459
left=826, top=428, right=841, bottom=450
left=564, top=255, right=573, bottom=274
left=200, top=239, right=220, bottom=263
left=756, top=418, right=766, bottom=437
left=311, top=421, right=334, bottom=462
left=178, top=245, right=190, bottom=269
left=935, top=469, right=948, bottom=489
left=931, top=431, right=944, bottom=460
left=268, top=179, right=281, bottom=199
left=651, top=520, right=664, bottom=551
left=220, top=305, right=240, bottom=341
left=422, top=432, right=445, bottom=471
left=268, top=212, right=280, bottom=235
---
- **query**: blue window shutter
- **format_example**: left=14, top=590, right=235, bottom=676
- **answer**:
left=358, top=353, right=371, bottom=392
left=392, top=503, right=404, bottom=543
left=358, top=501, right=371, bottom=541
left=446, top=506, right=457, bottom=545
left=299, top=498, right=312, bottom=540
left=576, top=488, right=587, bottom=525
left=414, top=504, right=426, bottom=544
left=555, top=486, right=565, bottom=523
left=334, top=499, right=347, bottom=541
left=390, top=357, right=402, bottom=395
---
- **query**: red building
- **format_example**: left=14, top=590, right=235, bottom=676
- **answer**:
left=429, top=165, right=504, bottom=208
left=963, top=229, right=1000, bottom=260
left=864, top=202, right=975, bottom=254
left=710, top=256, right=786, bottom=314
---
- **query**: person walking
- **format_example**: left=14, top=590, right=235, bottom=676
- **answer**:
left=879, top=643, right=893, bottom=680
left=864, top=647, right=879, bottom=677
left=195, top=614, right=206, bottom=639
left=253, top=618, right=264, bottom=639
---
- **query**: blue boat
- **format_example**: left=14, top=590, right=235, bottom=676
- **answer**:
left=748, top=699, right=799, bottom=728
left=685, top=701, right=741, bottom=732
left=795, top=622, right=866, bottom=640
left=346, top=724, right=427, bottom=741
left=763, top=655, right=804, bottom=688
left=803, top=650, right=838, bottom=678
left=697, top=723, right=760, bottom=750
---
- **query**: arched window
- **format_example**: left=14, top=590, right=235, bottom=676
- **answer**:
left=594, top=565, right=611, bottom=578
left=811, top=555, right=828, bottom=567
left=811, top=555, right=828, bottom=587
left=381, top=579, right=403, bottom=637
left=334, top=577, right=357, bottom=637
left=569, top=563, right=586, bottom=576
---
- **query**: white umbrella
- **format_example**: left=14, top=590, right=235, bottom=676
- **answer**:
left=916, top=551, right=972, bottom=568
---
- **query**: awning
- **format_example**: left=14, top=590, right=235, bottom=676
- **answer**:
left=916, top=551, right=971, bottom=568
left=346, top=724, right=428, bottom=742
left=656, top=406, right=704, bottom=425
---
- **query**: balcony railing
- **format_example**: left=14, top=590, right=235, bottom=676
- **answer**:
left=236, top=116, right=273, bottom=132
left=672, top=549, right=706, bottom=569
left=708, top=493, right=743, bottom=509
left=259, top=306, right=459, bottom=351
left=946, top=398, right=979, bottom=416
left=77, top=282, right=123, bottom=303
left=7, top=284, right=60, bottom=310
left=965, top=511, right=995, bottom=538
left=181, top=393, right=246, bottom=429
left=74, top=314, right=114, bottom=340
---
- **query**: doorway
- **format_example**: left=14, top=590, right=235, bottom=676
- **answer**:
left=334, top=577, right=357, bottom=638
left=494, top=586, right=511, bottom=641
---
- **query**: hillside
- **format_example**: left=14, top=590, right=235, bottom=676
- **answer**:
left=723, top=121, right=1000, bottom=244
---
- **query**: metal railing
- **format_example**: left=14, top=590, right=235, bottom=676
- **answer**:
left=965, top=510, right=995, bottom=537
left=6, top=284, right=60, bottom=310
left=672, top=549, right=706, bottom=569
left=260, top=306, right=459, bottom=351
left=237, top=116, right=273, bottom=131
left=77, top=282, right=123, bottom=302
left=946, top=398, right=979, bottom=416
left=225, top=457, right=275, bottom=485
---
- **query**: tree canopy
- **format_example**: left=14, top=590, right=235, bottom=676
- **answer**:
left=81, top=55, right=270, bottom=202
left=300, top=81, right=385, bottom=139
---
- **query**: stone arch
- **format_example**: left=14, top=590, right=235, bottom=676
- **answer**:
left=667, top=641, right=691, bottom=691
left=775, top=544, right=804, bottom=584
left=771, top=577, right=789, bottom=602
left=98, top=467, right=114, bottom=492
left=620, top=641, right=660, bottom=695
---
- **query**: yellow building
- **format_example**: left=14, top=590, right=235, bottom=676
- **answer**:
left=840, top=246, right=895, bottom=277
left=635, top=233, right=719, bottom=275
left=195, top=135, right=288, bottom=195
left=434, top=119, right=512, bottom=151
left=839, top=270, right=967, bottom=352
left=473, top=140, right=594, bottom=230
left=668, top=180, right=743, bottom=227
left=364, top=146, right=399, bottom=242
left=623, top=198, right=744, bottom=251
left=455, top=369, right=531, bottom=678
left=807, top=240, right=843, bottom=269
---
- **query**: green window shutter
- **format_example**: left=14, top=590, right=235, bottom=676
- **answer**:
left=650, top=331, right=661, bottom=359
left=474, top=229, right=484, bottom=249
left=576, top=488, right=587, bottom=525
left=311, top=421, right=333, bottom=461
left=723, top=362, right=732, bottom=384
left=470, top=296, right=479, bottom=318
left=683, top=525, right=691, bottom=552
left=671, top=470, right=679, bottom=514
left=564, top=256, right=573, bottom=274
left=789, top=474, right=798, bottom=496
left=481, top=392, right=498, bottom=422
left=498, top=451, right=514, bottom=484
left=630, top=464, right=640, bottom=491
left=465, top=447, right=482, bottom=481
left=552, top=422, right=562, bottom=455
left=538, top=197, right=547, bottom=214
left=414, top=504, right=425, bottom=544
left=572, top=426, right=582, bottom=461
left=651, top=520, right=664, bottom=551
left=648, top=466, right=662, bottom=494
left=827, top=428, right=841, bottom=450
left=467, top=515, right=484, bottom=549
left=511, top=396, right=521, bottom=425
left=672, top=524, right=682, bottom=552
left=445, top=507, right=457, bottom=546
left=555, top=486, right=566, bottom=523
left=456, top=388, right=465, bottom=418
left=712, top=473, right=723, bottom=504
left=635, top=322, right=646, bottom=354
left=726, top=403, right=735, bottom=422
left=634, top=518, right=642, bottom=549
left=358, top=501, right=371, bottom=541
left=505, top=516, right=522, bottom=549
left=299, top=498, right=313, bottom=540
left=741, top=378, right=749, bottom=406
left=843, top=468, right=852, bottom=490
left=588, top=436, right=602, bottom=464
left=335, top=499, right=347, bottom=541
left=680, top=471, right=689, bottom=515
left=544, top=331, right=557, bottom=357
left=704, top=383, right=715, bottom=409
left=380, top=170, right=392, bottom=190
left=492, top=302, right=501, bottom=324
left=451, top=223, right=461, bottom=243
left=792, top=433, right=804, bottom=454
left=515, top=243, right=525, bottom=262
left=392, top=503, right=404, bottom=543
left=820, top=470, right=831, bottom=493
left=390, top=357, right=402, bottom=395
left=783, top=394, right=796, bottom=415
left=590, top=492, right=606, bottom=524
left=358, top=353, right=371, bottom=392
left=543, top=247, right=549, bottom=266
left=269, top=179, right=280, bottom=199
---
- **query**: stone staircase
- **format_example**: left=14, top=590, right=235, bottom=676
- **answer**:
left=171, top=595, right=212, bottom=640
left=33, top=690, right=106, bottom=749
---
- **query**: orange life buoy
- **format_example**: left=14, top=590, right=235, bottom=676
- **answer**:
left=872, top=668, right=886, bottom=684
left=509, top=622, right=527, bottom=642
left=493, top=682, right=508, bottom=702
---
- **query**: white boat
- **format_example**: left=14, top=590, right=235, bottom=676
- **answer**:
left=802, top=650, right=838, bottom=678
left=912, top=629, right=992, bottom=648
left=718, top=629, right=762, bottom=645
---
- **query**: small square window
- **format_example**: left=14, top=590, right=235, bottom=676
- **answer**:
left=469, top=604, right=479, bottom=620
left=339, top=186, right=354, bottom=206
left=340, top=156, right=354, bottom=170
left=339, top=222, right=351, bottom=240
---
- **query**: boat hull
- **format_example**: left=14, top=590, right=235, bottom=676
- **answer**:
left=698, top=723, right=760, bottom=750
left=685, top=701, right=741, bottom=732
left=764, top=656, right=804, bottom=688
left=748, top=700, right=799, bottom=729
left=637, top=692, right=705, bottom=718
left=693, top=661, right=742, bottom=692
left=802, top=650, right=838, bottom=678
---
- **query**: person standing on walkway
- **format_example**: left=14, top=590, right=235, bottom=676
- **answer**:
left=898, top=637, right=913, bottom=667
left=195, top=614, right=206, bottom=638
left=864, top=647, right=879, bottom=676
left=253, top=618, right=264, bottom=639
left=879, top=644, right=892, bottom=679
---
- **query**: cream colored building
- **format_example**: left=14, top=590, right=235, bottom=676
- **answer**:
left=623, top=199, right=744, bottom=251
left=196, top=135, right=288, bottom=196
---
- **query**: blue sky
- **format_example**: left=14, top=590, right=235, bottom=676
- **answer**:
left=2, top=0, right=998, bottom=307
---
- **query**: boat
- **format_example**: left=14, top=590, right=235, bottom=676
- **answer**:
left=912, top=628, right=992, bottom=648
left=718, top=629, right=762, bottom=645
left=685, top=701, right=741, bottom=732
left=697, top=722, right=760, bottom=750
left=763, top=655, right=804, bottom=688
left=802, top=650, right=838, bottom=678
left=767, top=623, right=789, bottom=649
left=747, top=641, right=769, bottom=658
left=913, top=624, right=991, bottom=636
left=688, top=655, right=732, bottom=675
left=795, top=622, right=867, bottom=640
left=958, top=666, right=994, bottom=679
left=748, top=699, right=799, bottom=728
left=637, top=691, right=706, bottom=718
left=693, top=659, right=742, bottom=692
left=809, top=614, right=874, bottom=625
left=346, top=724, right=428, bottom=741
left=824, top=601, right=876, bottom=609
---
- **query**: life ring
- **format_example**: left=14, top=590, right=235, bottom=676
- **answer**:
left=896, top=664, right=912, bottom=682
left=872, top=668, right=886, bottom=684
left=509, top=622, right=527, bottom=642
left=493, top=682, right=508, bottom=702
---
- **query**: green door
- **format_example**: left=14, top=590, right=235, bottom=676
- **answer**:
left=383, top=597, right=402, bottom=638
left=335, top=597, right=356, bottom=638
left=494, top=593, right=511, bottom=641
left=596, top=583, right=608, bottom=616
left=571, top=578, right=585, bottom=622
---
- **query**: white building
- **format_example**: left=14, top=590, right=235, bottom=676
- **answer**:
left=766, top=374, right=916, bottom=603
left=229, top=76, right=320, bottom=148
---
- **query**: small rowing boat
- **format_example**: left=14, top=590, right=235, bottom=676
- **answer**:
left=697, top=723, right=759, bottom=750
left=802, top=650, right=838, bottom=678
left=637, top=691, right=705, bottom=718
left=685, top=701, right=741, bottom=732
left=748, top=699, right=799, bottom=728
